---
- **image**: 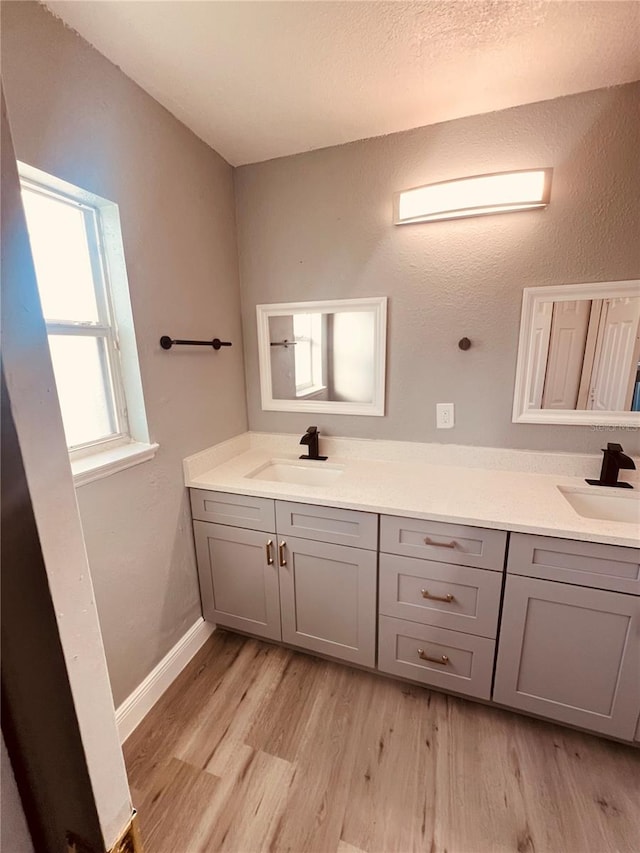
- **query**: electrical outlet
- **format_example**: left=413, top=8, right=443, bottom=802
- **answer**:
left=436, top=402, right=455, bottom=429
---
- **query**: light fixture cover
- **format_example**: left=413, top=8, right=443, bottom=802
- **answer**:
left=394, top=168, right=553, bottom=224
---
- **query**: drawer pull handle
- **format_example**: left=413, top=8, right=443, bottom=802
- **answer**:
left=278, top=540, right=287, bottom=567
left=417, top=648, right=450, bottom=666
left=265, top=539, right=274, bottom=566
left=421, top=589, right=455, bottom=603
left=424, top=536, right=457, bottom=549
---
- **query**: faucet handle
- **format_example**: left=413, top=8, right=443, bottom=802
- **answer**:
left=305, top=425, right=318, bottom=434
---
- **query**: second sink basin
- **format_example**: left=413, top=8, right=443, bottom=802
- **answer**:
left=558, top=485, right=640, bottom=525
left=246, top=459, right=345, bottom=487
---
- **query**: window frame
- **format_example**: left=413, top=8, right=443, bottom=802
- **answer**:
left=20, top=176, right=132, bottom=458
left=18, top=162, right=157, bottom=485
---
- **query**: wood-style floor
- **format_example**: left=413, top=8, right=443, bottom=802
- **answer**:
left=124, top=630, right=640, bottom=853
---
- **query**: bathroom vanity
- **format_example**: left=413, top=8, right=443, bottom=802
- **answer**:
left=184, top=434, right=640, bottom=744
left=192, top=491, right=377, bottom=664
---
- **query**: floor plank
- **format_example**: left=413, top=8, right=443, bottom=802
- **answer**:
left=244, top=650, right=328, bottom=762
left=134, top=757, right=220, bottom=853
left=341, top=681, right=441, bottom=853
left=124, top=630, right=640, bottom=853
left=174, top=640, right=289, bottom=774
left=124, top=630, right=247, bottom=790
left=267, top=662, right=377, bottom=853
left=203, top=749, right=296, bottom=853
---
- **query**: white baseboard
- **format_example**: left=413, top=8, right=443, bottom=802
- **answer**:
left=115, top=617, right=215, bottom=743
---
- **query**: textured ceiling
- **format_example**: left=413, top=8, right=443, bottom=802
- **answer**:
left=43, top=1, right=640, bottom=166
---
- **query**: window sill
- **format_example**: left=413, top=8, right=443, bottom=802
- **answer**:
left=296, top=385, right=327, bottom=400
left=72, top=441, right=159, bottom=487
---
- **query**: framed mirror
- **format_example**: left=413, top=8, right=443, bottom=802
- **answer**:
left=257, top=297, right=387, bottom=416
left=512, top=280, right=640, bottom=426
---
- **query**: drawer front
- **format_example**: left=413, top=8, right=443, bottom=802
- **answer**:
left=190, top=489, right=275, bottom=532
left=380, top=515, right=506, bottom=570
left=379, top=554, right=503, bottom=638
left=508, top=533, right=640, bottom=594
left=275, top=501, right=378, bottom=550
left=378, top=616, right=495, bottom=700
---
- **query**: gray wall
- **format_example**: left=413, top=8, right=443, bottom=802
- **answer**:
left=1, top=2, right=248, bottom=706
left=236, top=83, right=640, bottom=452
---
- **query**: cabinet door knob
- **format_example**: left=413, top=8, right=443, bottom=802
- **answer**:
left=424, top=536, right=457, bottom=549
left=278, top=540, right=287, bottom=567
left=421, top=589, right=455, bottom=603
left=417, top=648, right=450, bottom=665
left=265, top=539, right=274, bottom=566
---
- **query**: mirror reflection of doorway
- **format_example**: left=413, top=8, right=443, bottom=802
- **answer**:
left=535, top=297, right=640, bottom=412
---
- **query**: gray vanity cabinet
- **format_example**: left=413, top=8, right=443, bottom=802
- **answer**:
left=190, top=488, right=640, bottom=742
left=191, top=491, right=377, bottom=665
left=193, top=521, right=282, bottom=642
left=191, top=490, right=281, bottom=641
left=493, top=538, right=640, bottom=740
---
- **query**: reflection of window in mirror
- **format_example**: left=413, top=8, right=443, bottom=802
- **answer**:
left=268, top=310, right=377, bottom=404
left=533, top=297, right=640, bottom=412
left=293, top=313, right=325, bottom=398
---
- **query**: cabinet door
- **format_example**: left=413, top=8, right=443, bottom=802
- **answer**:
left=278, top=536, right=377, bottom=667
left=193, top=521, right=281, bottom=641
left=494, top=575, right=640, bottom=739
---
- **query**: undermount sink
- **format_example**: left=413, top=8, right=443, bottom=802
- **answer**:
left=557, top=485, right=640, bottom=525
left=246, top=459, right=345, bottom=486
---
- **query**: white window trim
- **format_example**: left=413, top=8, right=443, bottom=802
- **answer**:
left=18, top=162, right=158, bottom=484
left=71, top=440, right=159, bottom=487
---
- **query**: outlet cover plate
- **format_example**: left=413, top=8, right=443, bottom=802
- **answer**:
left=436, top=402, right=455, bottom=429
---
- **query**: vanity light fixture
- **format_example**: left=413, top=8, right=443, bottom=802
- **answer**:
left=393, top=168, right=552, bottom=224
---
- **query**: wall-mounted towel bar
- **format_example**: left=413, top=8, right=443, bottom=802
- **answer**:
left=160, top=336, right=232, bottom=351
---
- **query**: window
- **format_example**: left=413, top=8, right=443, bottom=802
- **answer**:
left=19, top=163, right=156, bottom=484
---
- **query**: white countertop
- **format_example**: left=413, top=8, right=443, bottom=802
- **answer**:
left=184, top=433, right=640, bottom=548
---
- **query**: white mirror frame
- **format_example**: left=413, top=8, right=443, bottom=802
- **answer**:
left=512, top=279, right=640, bottom=427
left=257, top=297, right=387, bottom=416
